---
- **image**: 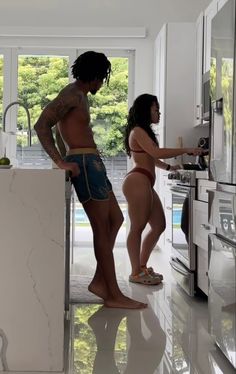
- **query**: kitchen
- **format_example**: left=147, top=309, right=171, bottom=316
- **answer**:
left=0, top=0, right=235, bottom=373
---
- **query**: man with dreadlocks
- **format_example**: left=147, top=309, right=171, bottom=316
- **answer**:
left=34, top=51, right=146, bottom=309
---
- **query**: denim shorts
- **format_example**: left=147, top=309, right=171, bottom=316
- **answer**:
left=65, top=153, right=112, bottom=203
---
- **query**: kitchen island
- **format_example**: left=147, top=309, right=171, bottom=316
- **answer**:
left=0, top=169, right=66, bottom=373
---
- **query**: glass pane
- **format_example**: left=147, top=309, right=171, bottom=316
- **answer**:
left=0, top=55, right=3, bottom=126
left=17, top=55, right=70, bottom=167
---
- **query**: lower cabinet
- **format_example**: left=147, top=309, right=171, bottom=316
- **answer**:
left=197, top=246, right=209, bottom=295
left=193, top=199, right=215, bottom=295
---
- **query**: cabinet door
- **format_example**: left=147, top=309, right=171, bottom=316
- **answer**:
left=193, top=200, right=215, bottom=250
left=197, top=246, right=209, bottom=295
left=203, top=0, right=217, bottom=73
left=154, top=24, right=166, bottom=130
left=194, top=12, right=204, bottom=126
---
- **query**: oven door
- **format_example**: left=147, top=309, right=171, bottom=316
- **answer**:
left=170, top=185, right=196, bottom=270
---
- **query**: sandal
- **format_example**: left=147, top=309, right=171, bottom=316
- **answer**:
left=129, top=271, right=162, bottom=285
left=141, top=266, right=164, bottom=281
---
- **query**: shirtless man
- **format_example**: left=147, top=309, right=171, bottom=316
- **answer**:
left=34, top=51, right=146, bottom=309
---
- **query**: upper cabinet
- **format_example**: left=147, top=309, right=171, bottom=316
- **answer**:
left=194, top=0, right=229, bottom=127
left=154, top=23, right=195, bottom=147
left=203, top=0, right=229, bottom=73
left=203, top=0, right=217, bottom=74
left=194, top=12, right=204, bottom=126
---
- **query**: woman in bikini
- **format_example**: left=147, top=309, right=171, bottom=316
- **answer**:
left=122, top=94, right=205, bottom=285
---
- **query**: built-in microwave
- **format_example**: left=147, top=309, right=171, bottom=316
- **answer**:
left=202, top=71, right=210, bottom=122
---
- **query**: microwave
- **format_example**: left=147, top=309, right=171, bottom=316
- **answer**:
left=202, top=71, right=210, bottom=122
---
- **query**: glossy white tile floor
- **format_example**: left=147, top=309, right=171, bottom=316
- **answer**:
left=68, top=246, right=236, bottom=374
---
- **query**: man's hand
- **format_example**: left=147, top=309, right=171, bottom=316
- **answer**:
left=58, top=160, right=80, bottom=177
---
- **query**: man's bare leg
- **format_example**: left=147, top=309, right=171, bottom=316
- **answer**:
left=88, top=192, right=123, bottom=300
left=83, top=196, right=147, bottom=309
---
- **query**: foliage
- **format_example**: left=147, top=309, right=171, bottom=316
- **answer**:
left=15, top=55, right=128, bottom=156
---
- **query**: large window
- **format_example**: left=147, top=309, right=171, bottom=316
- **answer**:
left=16, top=54, right=71, bottom=167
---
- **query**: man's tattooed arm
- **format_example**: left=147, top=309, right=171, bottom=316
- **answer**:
left=34, top=91, right=79, bottom=167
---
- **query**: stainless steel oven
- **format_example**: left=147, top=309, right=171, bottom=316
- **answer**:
left=168, top=170, right=197, bottom=296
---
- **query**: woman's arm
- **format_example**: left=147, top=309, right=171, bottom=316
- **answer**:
left=133, top=127, right=203, bottom=158
left=155, top=159, right=182, bottom=171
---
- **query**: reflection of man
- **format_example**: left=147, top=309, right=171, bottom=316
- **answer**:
left=181, top=196, right=189, bottom=243
left=34, top=51, right=146, bottom=309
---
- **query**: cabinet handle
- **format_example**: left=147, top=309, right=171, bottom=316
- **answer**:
left=166, top=206, right=172, bottom=210
left=166, top=239, right=172, bottom=243
left=200, top=223, right=211, bottom=230
left=206, top=271, right=208, bottom=276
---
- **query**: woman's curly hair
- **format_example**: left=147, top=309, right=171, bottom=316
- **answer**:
left=124, top=94, right=159, bottom=157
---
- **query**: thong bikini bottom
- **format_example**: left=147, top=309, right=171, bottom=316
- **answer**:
left=126, top=167, right=155, bottom=187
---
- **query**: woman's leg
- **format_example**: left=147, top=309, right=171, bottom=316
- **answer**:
left=122, top=173, right=153, bottom=276
left=140, top=190, right=166, bottom=268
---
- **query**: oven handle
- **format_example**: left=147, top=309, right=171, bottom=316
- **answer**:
left=170, top=260, right=189, bottom=276
left=170, top=186, right=190, bottom=196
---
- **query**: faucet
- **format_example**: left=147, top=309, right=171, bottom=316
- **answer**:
left=2, top=101, right=32, bottom=147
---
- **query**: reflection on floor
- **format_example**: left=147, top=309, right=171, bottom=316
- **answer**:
left=68, top=246, right=235, bottom=374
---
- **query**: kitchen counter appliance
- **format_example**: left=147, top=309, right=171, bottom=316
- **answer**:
left=168, top=169, right=197, bottom=296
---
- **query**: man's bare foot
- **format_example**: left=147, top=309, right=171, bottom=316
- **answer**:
left=104, top=295, right=147, bottom=309
left=88, top=281, right=107, bottom=300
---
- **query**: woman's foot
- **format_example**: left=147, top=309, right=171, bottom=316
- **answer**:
left=129, top=271, right=162, bottom=285
left=141, top=266, right=163, bottom=281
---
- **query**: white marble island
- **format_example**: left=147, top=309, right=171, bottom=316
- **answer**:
left=0, top=169, right=66, bottom=373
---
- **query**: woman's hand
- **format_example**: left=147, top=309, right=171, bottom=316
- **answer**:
left=170, top=164, right=182, bottom=171
left=186, top=147, right=206, bottom=156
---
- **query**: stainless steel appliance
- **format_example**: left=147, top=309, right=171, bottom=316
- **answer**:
left=168, top=170, right=197, bottom=296
left=208, top=0, right=236, bottom=369
left=208, top=185, right=236, bottom=369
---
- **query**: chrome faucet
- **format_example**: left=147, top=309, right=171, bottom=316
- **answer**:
left=2, top=101, right=32, bottom=146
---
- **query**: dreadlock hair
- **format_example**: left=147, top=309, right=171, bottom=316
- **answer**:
left=124, top=94, right=159, bottom=157
left=71, top=51, right=111, bottom=84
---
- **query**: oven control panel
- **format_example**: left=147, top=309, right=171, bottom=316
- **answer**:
left=168, top=170, right=196, bottom=186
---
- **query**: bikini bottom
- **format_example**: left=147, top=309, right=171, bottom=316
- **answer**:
left=126, top=167, right=155, bottom=187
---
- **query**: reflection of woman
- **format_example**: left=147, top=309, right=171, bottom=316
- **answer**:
left=122, top=94, right=204, bottom=285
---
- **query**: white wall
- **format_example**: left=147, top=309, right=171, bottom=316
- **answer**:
left=0, top=0, right=212, bottom=98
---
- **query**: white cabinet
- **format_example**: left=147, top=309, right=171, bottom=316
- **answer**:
left=193, top=178, right=216, bottom=295
left=197, top=246, right=209, bottom=295
left=154, top=22, right=196, bottom=149
left=194, top=12, right=204, bottom=126
left=203, top=0, right=228, bottom=74
left=154, top=22, right=199, bottom=203
left=203, top=0, right=217, bottom=73
left=193, top=200, right=215, bottom=250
